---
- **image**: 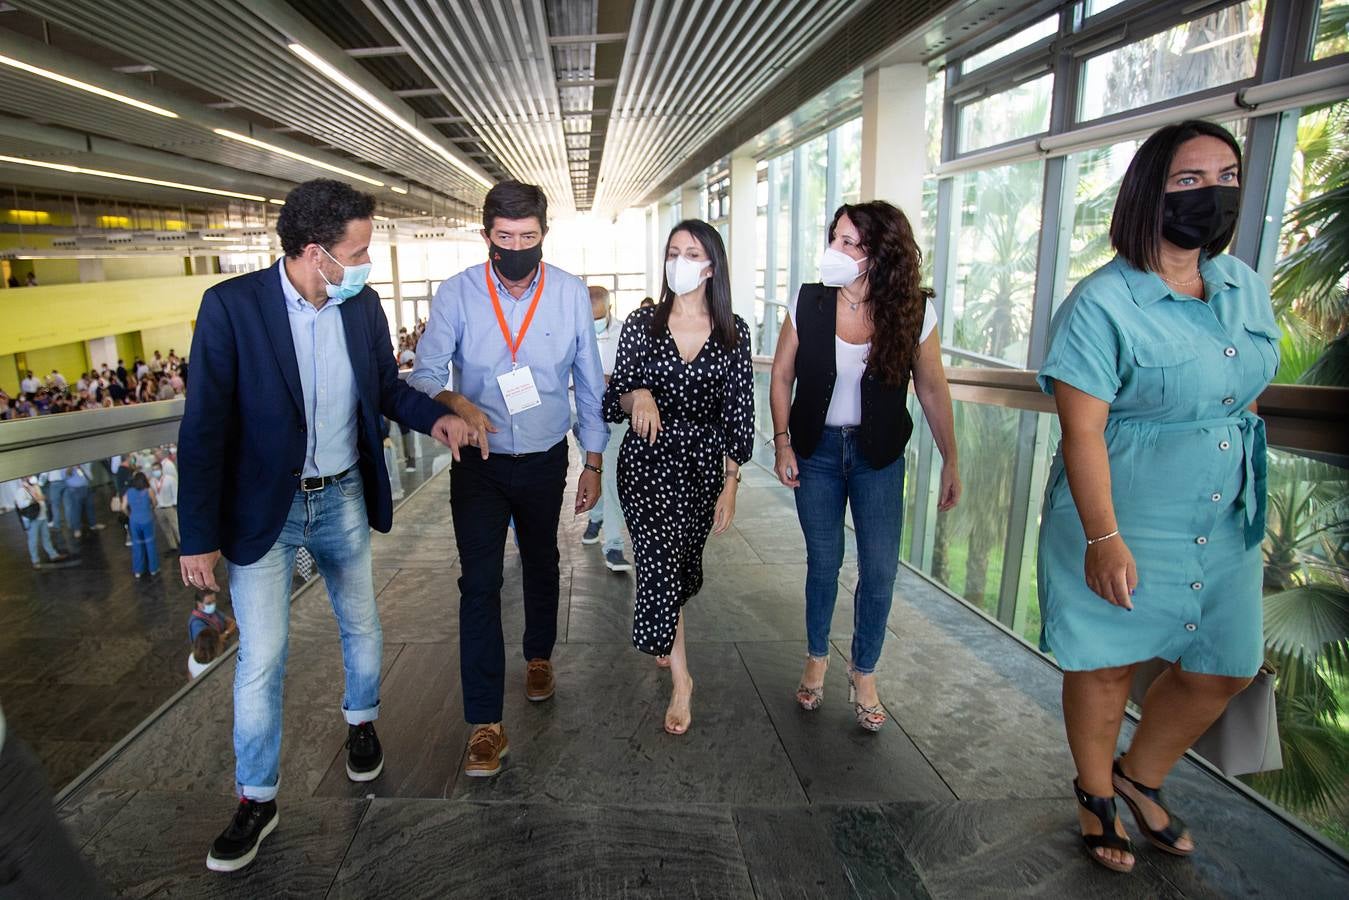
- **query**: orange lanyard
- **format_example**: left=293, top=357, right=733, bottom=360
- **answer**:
left=484, top=262, right=546, bottom=367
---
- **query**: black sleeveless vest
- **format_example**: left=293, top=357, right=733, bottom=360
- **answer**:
left=788, top=283, right=914, bottom=469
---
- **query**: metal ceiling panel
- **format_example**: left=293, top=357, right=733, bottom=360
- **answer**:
left=12, top=0, right=492, bottom=202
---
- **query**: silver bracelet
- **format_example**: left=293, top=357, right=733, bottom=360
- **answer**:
left=1086, top=529, right=1119, bottom=546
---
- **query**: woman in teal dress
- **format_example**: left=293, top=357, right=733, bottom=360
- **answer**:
left=1037, top=121, right=1279, bottom=874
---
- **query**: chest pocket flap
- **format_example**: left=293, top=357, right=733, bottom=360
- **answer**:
left=1133, top=341, right=1198, bottom=368
left=1244, top=322, right=1281, bottom=342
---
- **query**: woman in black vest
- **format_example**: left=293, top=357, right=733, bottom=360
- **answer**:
left=770, top=201, right=960, bottom=731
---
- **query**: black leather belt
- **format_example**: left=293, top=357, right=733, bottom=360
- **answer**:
left=300, top=466, right=353, bottom=492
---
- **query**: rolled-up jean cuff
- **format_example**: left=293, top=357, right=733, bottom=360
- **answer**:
left=850, top=663, right=876, bottom=675
left=808, top=643, right=831, bottom=660
left=343, top=703, right=379, bottom=726
left=239, top=780, right=279, bottom=803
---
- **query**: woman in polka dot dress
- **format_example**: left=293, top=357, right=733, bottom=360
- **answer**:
left=603, top=219, right=755, bottom=735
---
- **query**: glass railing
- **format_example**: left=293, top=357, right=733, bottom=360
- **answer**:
left=0, top=404, right=454, bottom=792
left=750, top=360, right=1349, bottom=852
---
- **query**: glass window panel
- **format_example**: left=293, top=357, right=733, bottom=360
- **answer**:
left=795, top=136, right=830, bottom=289
left=1085, top=0, right=1130, bottom=15
left=1079, top=2, right=1263, bottom=122
left=961, top=15, right=1057, bottom=73
left=926, top=73, right=945, bottom=170
left=1314, top=0, right=1349, bottom=59
left=1272, top=100, right=1348, bottom=382
left=836, top=118, right=863, bottom=205
left=949, top=159, right=1044, bottom=366
left=957, top=73, right=1052, bottom=153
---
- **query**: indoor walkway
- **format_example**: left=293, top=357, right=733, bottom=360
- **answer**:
left=50, top=454, right=1349, bottom=898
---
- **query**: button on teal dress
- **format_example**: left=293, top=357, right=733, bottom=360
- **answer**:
left=1037, top=254, right=1279, bottom=677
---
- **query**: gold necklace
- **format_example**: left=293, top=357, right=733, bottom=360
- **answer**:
left=1160, top=270, right=1202, bottom=287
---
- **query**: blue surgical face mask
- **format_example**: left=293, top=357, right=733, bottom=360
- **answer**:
left=318, top=245, right=372, bottom=300
left=593, top=317, right=608, bottom=336
left=152, top=468, right=162, bottom=477
left=202, top=602, right=217, bottom=614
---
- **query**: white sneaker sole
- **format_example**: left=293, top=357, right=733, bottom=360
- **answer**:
left=346, top=756, right=384, bottom=782
left=206, top=811, right=279, bottom=872
left=464, top=744, right=509, bottom=777
left=581, top=534, right=601, bottom=545
left=604, top=559, right=633, bottom=572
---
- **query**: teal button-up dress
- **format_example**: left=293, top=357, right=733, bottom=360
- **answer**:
left=1036, top=253, right=1279, bottom=677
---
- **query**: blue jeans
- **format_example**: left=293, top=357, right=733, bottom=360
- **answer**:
left=44, top=481, right=65, bottom=530
left=63, top=485, right=96, bottom=531
left=23, top=515, right=57, bottom=564
left=226, top=470, right=379, bottom=801
left=794, top=427, right=906, bottom=674
left=588, top=421, right=627, bottom=552
left=129, top=518, right=158, bottom=575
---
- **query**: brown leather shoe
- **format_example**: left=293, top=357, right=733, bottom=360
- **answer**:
left=464, top=725, right=508, bottom=778
left=525, top=658, right=555, bottom=702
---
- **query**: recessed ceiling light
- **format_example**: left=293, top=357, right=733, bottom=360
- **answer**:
left=0, top=52, right=178, bottom=118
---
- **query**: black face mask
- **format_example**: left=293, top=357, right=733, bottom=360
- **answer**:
left=489, top=242, right=543, bottom=281
left=1161, top=185, right=1240, bottom=250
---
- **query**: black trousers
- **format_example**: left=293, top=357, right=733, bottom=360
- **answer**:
left=0, top=736, right=111, bottom=899
left=450, top=439, right=568, bottom=724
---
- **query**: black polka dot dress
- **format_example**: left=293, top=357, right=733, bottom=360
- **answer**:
left=602, top=307, right=755, bottom=656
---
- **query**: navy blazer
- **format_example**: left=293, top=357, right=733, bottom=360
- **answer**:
left=178, top=265, right=447, bottom=565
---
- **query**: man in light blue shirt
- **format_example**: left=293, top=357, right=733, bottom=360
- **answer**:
left=409, top=180, right=607, bottom=778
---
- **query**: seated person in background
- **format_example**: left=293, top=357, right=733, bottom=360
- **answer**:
left=189, top=628, right=224, bottom=679
left=188, top=590, right=236, bottom=645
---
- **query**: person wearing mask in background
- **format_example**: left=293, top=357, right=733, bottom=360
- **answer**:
left=178, top=177, right=470, bottom=873
left=189, top=590, right=236, bottom=646
left=122, top=471, right=159, bottom=579
left=63, top=463, right=99, bottom=538
left=1037, top=121, right=1278, bottom=874
left=19, top=370, right=40, bottom=396
left=581, top=285, right=632, bottom=573
left=15, top=477, right=69, bottom=569
left=771, top=201, right=960, bottom=732
left=409, top=179, right=607, bottom=779
left=151, top=460, right=180, bottom=553
left=0, top=699, right=114, bottom=897
left=603, top=220, right=755, bottom=734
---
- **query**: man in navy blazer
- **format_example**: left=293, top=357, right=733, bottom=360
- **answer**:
left=178, top=179, right=468, bottom=873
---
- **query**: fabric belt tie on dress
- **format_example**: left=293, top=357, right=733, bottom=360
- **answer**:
left=1132, top=411, right=1267, bottom=550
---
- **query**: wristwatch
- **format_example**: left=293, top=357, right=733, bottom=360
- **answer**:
left=584, top=463, right=602, bottom=475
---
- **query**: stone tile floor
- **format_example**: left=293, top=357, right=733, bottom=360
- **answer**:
left=20, top=449, right=1349, bottom=897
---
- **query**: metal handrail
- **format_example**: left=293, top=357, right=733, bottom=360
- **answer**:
left=750, top=356, right=1348, bottom=457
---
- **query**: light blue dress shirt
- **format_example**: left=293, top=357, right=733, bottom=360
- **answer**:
left=278, top=260, right=359, bottom=478
left=409, top=261, right=608, bottom=455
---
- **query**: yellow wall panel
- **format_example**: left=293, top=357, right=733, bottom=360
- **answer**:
left=0, top=352, right=16, bottom=394
left=0, top=273, right=229, bottom=356
left=139, top=322, right=194, bottom=360
left=23, top=342, right=90, bottom=384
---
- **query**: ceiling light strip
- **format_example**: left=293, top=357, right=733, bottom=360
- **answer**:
left=213, top=129, right=384, bottom=187
left=0, top=52, right=179, bottom=118
left=0, top=154, right=267, bottom=202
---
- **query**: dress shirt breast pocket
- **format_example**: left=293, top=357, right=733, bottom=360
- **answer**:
left=1242, top=323, right=1281, bottom=386
left=1131, top=340, right=1199, bottom=408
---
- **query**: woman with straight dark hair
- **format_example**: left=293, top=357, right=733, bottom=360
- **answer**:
left=770, top=201, right=960, bottom=731
left=1037, top=120, right=1279, bottom=873
left=603, top=219, right=754, bottom=735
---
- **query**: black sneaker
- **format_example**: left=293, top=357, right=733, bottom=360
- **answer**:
left=206, top=798, right=278, bottom=872
left=346, top=722, right=384, bottom=782
left=581, top=520, right=602, bottom=545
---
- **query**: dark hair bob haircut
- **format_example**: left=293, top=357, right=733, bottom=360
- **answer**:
left=1109, top=120, right=1243, bottom=273
left=276, top=179, right=376, bottom=258
left=482, top=180, right=549, bottom=234
left=827, top=201, right=932, bottom=387
left=652, top=219, right=740, bottom=349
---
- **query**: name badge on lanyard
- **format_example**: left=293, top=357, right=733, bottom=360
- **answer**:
left=485, top=262, right=547, bottom=415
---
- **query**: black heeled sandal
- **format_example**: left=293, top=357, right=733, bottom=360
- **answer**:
left=1112, top=758, right=1193, bottom=856
left=1073, top=779, right=1136, bottom=873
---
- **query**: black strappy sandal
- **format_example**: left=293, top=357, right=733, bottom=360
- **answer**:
left=1112, top=758, right=1193, bottom=856
left=1073, top=779, right=1136, bottom=873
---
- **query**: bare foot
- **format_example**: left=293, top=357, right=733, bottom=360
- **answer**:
left=1076, top=804, right=1135, bottom=870
left=664, top=674, right=693, bottom=735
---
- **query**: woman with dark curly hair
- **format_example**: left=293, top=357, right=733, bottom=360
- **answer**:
left=770, top=201, right=960, bottom=731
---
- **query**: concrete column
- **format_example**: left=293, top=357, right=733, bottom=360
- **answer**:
left=647, top=204, right=664, bottom=298
left=389, top=242, right=404, bottom=334
left=77, top=258, right=104, bottom=282
left=680, top=183, right=702, bottom=221
left=860, top=63, right=928, bottom=231
left=85, top=336, right=119, bottom=372
left=728, top=153, right=759, bottom=355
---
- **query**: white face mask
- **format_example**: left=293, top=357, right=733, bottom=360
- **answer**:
left=819, top=246, right=867, bottom=288
left=665, top=255, right=711, bottom=296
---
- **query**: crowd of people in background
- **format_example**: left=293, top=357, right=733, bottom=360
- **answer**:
left=0, top=349, right=187, bottom=420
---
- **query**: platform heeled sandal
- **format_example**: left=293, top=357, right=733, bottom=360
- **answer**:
left=795, top=655, right=828, bottom=710
left=1073, top=779, right=1136, bottom=873
left=1112, top=757, right=1193, bottom=856
left=846, top=666, right=887, bottom=732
